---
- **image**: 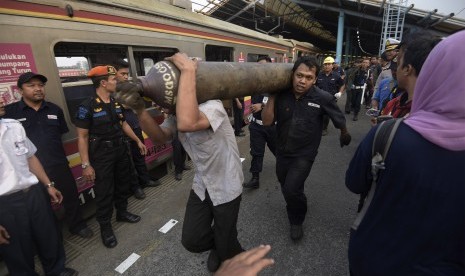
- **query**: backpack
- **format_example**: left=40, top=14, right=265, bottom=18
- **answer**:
left=352, top=118, right=404, bottom=230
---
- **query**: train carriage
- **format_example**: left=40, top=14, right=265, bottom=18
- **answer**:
left=0, top=0, right=319, bottom=205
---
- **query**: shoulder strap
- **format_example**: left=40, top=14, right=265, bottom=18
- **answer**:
left=352, top=118, right=404, bottom=230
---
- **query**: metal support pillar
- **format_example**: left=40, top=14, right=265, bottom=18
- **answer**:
left=344, top=27, right=350, bottom=65
left=336, top=10, right=344, bottom=64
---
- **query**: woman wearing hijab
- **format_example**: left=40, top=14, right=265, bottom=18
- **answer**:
left=345, top=31, right=465, bottom=275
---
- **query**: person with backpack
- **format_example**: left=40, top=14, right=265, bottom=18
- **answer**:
left=345, top=30, right=465, bottom=276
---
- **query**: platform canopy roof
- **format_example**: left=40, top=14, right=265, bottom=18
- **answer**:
left=193, top=0, right=465, bottom=55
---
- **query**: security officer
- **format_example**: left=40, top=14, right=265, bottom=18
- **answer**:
left=3, top=72, right=93, bottom=239
left=350, top=58, right=372, bottom=121
left=243, top=56, right=276, bottom=189
left=74, top=65, right=146, bottom=248
left=113, top=60, right=160, bottom=200
left=374, top=38, right=400, bottom=91
left=316, top=56, right=345, bottom=135
left=262, top=56, right=351, bottom=241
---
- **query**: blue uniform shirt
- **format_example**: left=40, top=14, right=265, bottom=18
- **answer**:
left=3, top=99, right=69, bottom=168
left=316, top=71, right=344, bottom=95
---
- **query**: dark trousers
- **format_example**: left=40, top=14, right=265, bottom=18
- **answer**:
left=249, top=122, right=276, bottom=174
left=181, top=190, right=243, bottom=262
left=276, top=156, right=314, bottom=225
left=90, top=140, right=132, bottom=224
left=345, top=88, right=353, bottom=113
left=351, top=89, right=363, bottom=115
left=173, top=135, right=187, bottom=174
left=232, top=99, right=244, bottom=135
left=44, top=163, right=86, bottom=233
left=129, top=128, right=151, bottom=188
left=0, top=184, right=66, bottom=276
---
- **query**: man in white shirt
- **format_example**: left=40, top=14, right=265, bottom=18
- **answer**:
left=0, top=98, right=77, bottom=275
left=116, top=53, right=244, bottom=273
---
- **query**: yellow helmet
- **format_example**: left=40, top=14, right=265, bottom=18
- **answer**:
left=323, top=56, right=335, bottom=64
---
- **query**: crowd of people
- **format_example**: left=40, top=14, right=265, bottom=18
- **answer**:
left=0, top=29, right=463, bottom=276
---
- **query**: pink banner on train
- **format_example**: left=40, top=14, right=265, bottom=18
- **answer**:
left=0, top=43, right=38, bottom=105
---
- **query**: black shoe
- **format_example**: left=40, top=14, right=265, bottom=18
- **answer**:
left=182, top=165, right=192, bottom=171
left=72, top=226, right=94, bottom=239
left=290, top=224, right=303, bottom=241
left=116, top=211, right=141, bottom=223
left=100, top=225, right=117, bottom=248
left=207, top=249, right=221, bottom=272
left=133, top=188, right=146, bottom=200
left=59, top=267, right=79, bottom=276
left=235, top=133, right=246, bottom=137
left=322, top=129, right=328, bottom=136
left=144, top=180, right=161, bottom=187
left=345, top=110, right=351, bottom=114
left=353, top=114, right=359, bottom=121
left=175, top=172, right=182, bottom=181
left=243, top=177, right=259, bottom=189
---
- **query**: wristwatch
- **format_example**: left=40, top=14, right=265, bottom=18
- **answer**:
left=46, top=181, right=55, bottom=189
left=81, top=162, right=90, bottom=169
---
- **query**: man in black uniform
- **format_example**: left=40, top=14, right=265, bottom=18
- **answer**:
left=243, top=56, right=276, bottom=189
left=74, top=65, right=146, bottom=248
left=3, top=72, right=93, bottom=239
left=262, top=56, right=351, bottom=241
left=350, top=58, right=372, bottom=121
left=316, top=56, right=345, bottom=136
left=113, top=60, right=160, bottom=200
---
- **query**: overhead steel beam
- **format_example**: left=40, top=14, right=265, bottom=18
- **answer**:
left=290, top=0, right=448, bottom=36
left=378, top=0, right=386, bottom=15
left=417, top=9, right=438, bottom=25
left=404, top=4, right=414, bottom=15
left=226, top=0, right=261, bottom=22
left=430, top=13, right=455, bottom=27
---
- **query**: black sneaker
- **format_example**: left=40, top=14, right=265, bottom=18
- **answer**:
left=72, top=226, right=94, bottom=239
left=290, top=224, right=303, bottom=241
left=243, top=177, right=259, bottom=189
left=144, top=180, right=161, bottom=187
left=175, top=172, right=182, bottom=181
left=133, top=188, right=146, bottom=200
left=100, top=225, right=117, bottom=248
left=207, top=249, right=221, bottom=272
left=116, top=211, right=141, bottom=223
left=353, top=114, right=359, bottom=121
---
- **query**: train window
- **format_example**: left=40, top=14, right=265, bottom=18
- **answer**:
left=143, top=58, right=154, bottom=75
left=247, top=54, right=259, bottom=62
left=132, top=48, right=178, bottom=77
left=205, top=45, right=233, bottom=62
left=247, top=54, right=272, bottom=62
left=55, top=57, right=89, bottom=80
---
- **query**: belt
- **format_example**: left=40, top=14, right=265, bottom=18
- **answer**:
left=0, top=185, right=33, bottom=200
left=102, top=138, right=124, bottom=147
left=91, top=137, right=125, bottom=147
left=251, top=117, right=264, bottom=126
